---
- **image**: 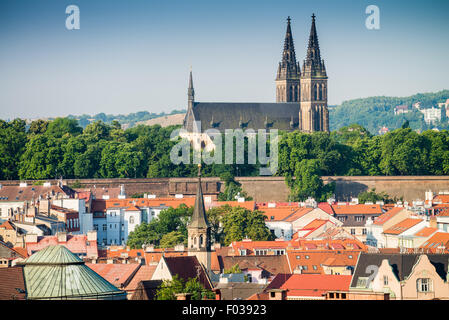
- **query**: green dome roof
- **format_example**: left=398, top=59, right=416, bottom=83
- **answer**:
left=21, top=245, right=127, bottom=300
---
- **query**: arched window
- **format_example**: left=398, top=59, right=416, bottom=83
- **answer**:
left=200, top=234, right=203, bottom=246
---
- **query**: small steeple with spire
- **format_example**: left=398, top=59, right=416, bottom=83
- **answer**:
left=188, top=164, right=209, bottom=231
left=187, top=67, right=195, bottom=109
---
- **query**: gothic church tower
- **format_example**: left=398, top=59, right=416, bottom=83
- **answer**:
left=275, top=17, right=301, bottom=103
left=187, top=164, right=211, bottom=271
left=300, top=14, right=329, bottom=132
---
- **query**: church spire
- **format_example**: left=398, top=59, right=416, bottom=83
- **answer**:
left=188, top=68, right=195, bottom=104
left=306, top=13, right=321, bottom=64
left=276, top=16, right=300, bottom=81
left=303, top=14, right=326, bottom=77
left=188, top=164, right=209, bottom=229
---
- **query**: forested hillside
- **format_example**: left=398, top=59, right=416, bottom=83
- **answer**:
left=329, top=90, right=449, bottom=133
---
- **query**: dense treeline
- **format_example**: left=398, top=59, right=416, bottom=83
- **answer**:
left=330, top=90, right=449, bottom=134
left=67, top=109, right=185, bottom=128
left=2, top=118, right=449, bottom=201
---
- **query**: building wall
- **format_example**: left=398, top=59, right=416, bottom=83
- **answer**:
left=401, top=255, right=449, bottom=300
left=371, top=259, right=402, bottom=299
left=3, top=176, right=449, bottom=203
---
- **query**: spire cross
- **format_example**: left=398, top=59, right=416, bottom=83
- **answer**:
left=287, top=16, right=291, bottom=24
left=312, top=13, right=316, bottom=20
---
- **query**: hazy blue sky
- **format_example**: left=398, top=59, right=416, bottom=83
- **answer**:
left=0, top=0, right=448, bottom=119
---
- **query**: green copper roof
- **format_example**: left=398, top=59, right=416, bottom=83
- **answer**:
left=21, top=245, right=127, bottom=300
left=24, top=245, right=84, bottom=265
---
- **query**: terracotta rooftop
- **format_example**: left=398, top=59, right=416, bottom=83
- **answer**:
left=0, top=220, right=16, bottom=230
left=0, top=184, right=75, bottom=202
left=92, top=197, right=196, bottom=212
left=269, top=274, right=352, bottom=298
left=420, top=232, right=449, bottom=251
left=124, top=265, right=157, bottom=293
left=86, top=263, right=141, bottom=288
left=373, top=207, right=405, bottom=225
left=331, top=204, right=383, bottom=215
left=26, top=234, right=98, bottom=258
left=258, top=206, right=310, bottom=222
left=414, top=227, right=438, bottom=238
left=286, top=250, right=360, bottom=274
left=434, top=194, right=449, bottom=204
left=0, top=266, right=26, bottom=300
left=383, top=218, right=424, bottom=235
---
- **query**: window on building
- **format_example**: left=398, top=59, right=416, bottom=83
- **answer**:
left=313, top=265, right=317, bottom=270
left=351, top=229, right=356, bottom=235
left=417, top=278, right=433, bottom=292
left=94, top=224, right=98, bottom=231
left=296, top=255, right=301, bottom=259
left=357, top=277, right=368, bottom=288
left=329, top=292, right=334, bottom=299
left=302, top=265, right=308, bottom=271
left=341, top=293, right=347, bottom=299
left=255, top=249, right=268, bottom=256
left=338, top=216, right=346, bottom=222
left=103, top=224, right=107, bottom=231
left=355, top=216, right=364, bottom=222
left=362, top=228, right=367, bottom=235
left=384, top=275, right=389, bottom=286
left=129, top=216, right=134, bottom=224
left=305, top=255, right=309, bottom=259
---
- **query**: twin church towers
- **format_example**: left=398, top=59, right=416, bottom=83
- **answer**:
left=183, top=14, right=328, bottom=134
left=275, top=14, right=328, bottom=132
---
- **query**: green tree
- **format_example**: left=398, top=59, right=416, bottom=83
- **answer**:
left=358, top=188, right=396, bottom=204
left=155, top=275, right=214, bottom=300
left=221, top=206, right=274, bottom=246
left=159, top=231, right=185, bottom=248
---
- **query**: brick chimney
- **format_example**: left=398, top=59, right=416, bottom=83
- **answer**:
left=267, top=289, right=287, bottom=300
left=429, top=216, right=438, bottom=229
left=57, top=231, right=67, bottom=243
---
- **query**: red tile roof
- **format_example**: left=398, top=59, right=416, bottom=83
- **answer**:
left=331, top=204, right=383, bottom=215
left=286, top=250, right=360, bottom=274
left=437, top=208, right=449, bottom=217
left=280, top=274, right=352, bottom=298
left=0, top=266, right=26, bottom=300
left=86, top=263, right=141, bottom=288
left=434, top=194, right=449, bottom=204
left=414, top=227, right=438, bottom=237
left=420, top=232, right=449, bottom=251
left=383, top=218, right=424, bottom=235
left=318, top=202, right=334, bottom=215
left=124, top=265, right=157, bottom=292
left=0, top=220, right=15, bottom=231
left=373, top=207, right=404, bottom=225
left=92, top=197, right=196, bottom=212
left=26, top=234, right=98, bottom=258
